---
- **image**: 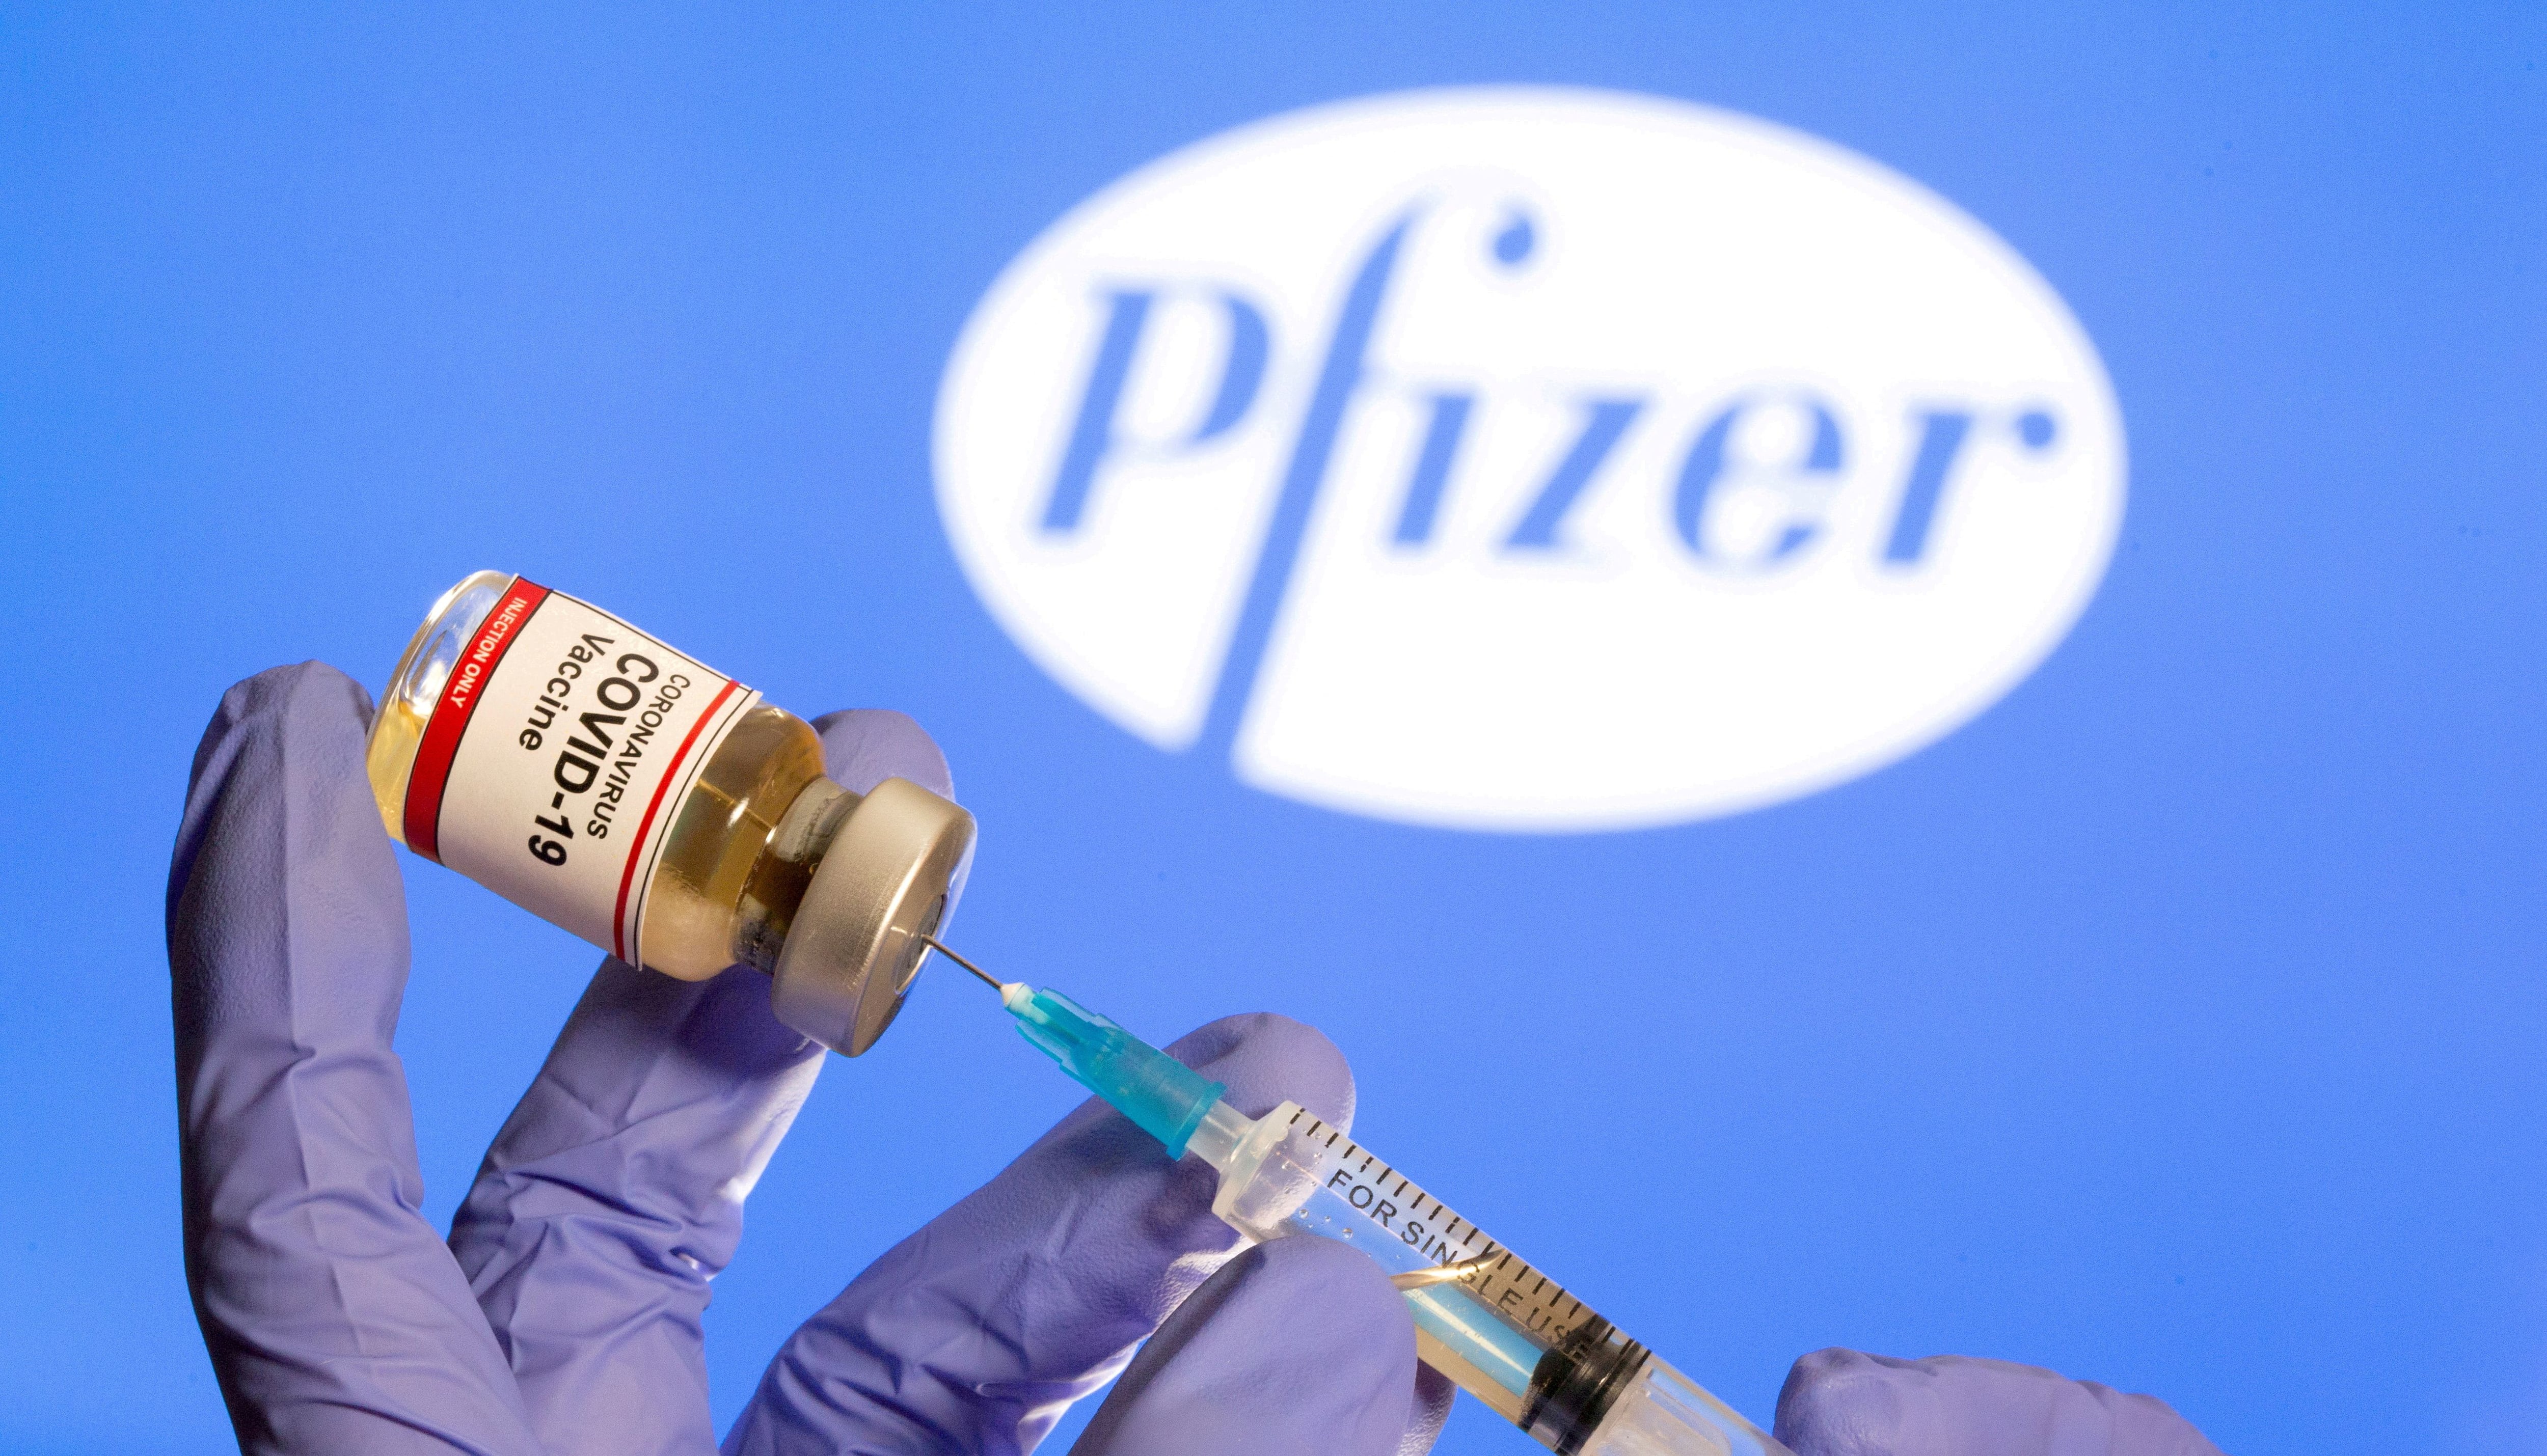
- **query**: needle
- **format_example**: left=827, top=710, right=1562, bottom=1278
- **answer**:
left=918, top=933, right=1004, bottom=993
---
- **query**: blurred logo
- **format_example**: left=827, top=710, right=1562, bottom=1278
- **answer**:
left=934, top=88, right=2124, bottom=830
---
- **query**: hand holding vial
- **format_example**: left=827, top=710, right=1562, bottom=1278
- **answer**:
left=166, top=638, right=2220, bottom=1456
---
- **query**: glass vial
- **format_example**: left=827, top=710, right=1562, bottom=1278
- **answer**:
left=363, top=570, right=974, bottom=1054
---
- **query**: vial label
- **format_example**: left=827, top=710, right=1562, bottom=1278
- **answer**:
left=401, top=576, right=761, bottom=966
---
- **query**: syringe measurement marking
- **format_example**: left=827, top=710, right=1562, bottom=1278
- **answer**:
left=1304, top=1125, right=1594, bottom=1344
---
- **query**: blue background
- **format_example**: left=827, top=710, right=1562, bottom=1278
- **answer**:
left=3, top=4, right=2541, bottom=1452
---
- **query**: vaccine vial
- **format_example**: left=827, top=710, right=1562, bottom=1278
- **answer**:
left=364, top=570, right=974, bottom=1055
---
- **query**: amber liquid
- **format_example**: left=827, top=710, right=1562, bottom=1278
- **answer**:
left=636, top=703, right=834, bottom=977
left=367, top=694, right=839, bottom=981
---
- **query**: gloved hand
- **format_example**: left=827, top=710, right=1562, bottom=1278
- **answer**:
left=170, top=662, right=2211, bottom=1456
left=721, top=1010, right=1453, bottom=1456
left=169, top=661, right=1447, bottom=1456
left=1774, top=1349, right=2223, bottom=1455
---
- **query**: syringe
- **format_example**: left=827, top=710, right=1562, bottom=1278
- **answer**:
left=922, top=939, right=1792, bottom=1456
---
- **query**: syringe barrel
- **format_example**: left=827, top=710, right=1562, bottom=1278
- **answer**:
left=1197, top=1101, right=1787, bottom=1456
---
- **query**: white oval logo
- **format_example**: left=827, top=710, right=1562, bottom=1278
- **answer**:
left=935, top=87, right=2124, bottom=830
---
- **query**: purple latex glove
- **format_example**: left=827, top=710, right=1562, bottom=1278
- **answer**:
left=721, top=1007, right=1453, bottom=1456
left=1775, top=1349, right=2223, bottom=1456
left=435, top=701, right=955, bottom=1455
left=1069, top=1238, right=1443, bottom=1456
left=170, top=661, right=1444, bottom=1455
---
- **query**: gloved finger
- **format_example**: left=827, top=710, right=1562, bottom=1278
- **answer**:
left=1773, top=1349, right=2223, bottom=1456
left=447, top=709, right=954, bottom=1456
left=1402, top=1354, right=1457, bottom=1453
left=168, top=662, right=539, bottom=1455
left=722, top=1012, right=1360, bottom=1456
left=1069, top=1237, right=1453, bottom=1456
left=449, top=963, right=819, bottom=1456
left=807, top=707, right=953, bottom=798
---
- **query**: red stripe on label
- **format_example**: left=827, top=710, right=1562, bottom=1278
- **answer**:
left=610, top=677, right=743, bottom=965
left=404, top=577, right=551, bottom=863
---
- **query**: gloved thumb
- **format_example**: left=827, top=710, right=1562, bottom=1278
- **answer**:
left=1774, top=1349, right=2221, bottom=1456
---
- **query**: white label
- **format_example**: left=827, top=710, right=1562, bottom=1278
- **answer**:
left=934, top=87, right=2125, bottom=830
left=401, top=578, right=758, bottom=966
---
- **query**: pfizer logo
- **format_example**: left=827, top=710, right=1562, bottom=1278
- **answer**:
left=935, top=87, right=2124, bottom=831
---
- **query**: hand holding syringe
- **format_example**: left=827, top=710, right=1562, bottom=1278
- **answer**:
left=921, top=937, right=1791, bottom=1456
